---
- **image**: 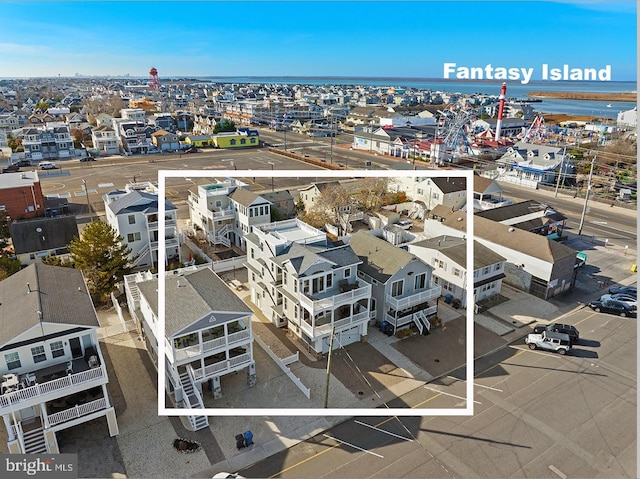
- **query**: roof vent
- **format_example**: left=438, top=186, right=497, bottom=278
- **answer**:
left=457, top=217, right=463, bottom=222
left=508, top=227, right=515, bottom=232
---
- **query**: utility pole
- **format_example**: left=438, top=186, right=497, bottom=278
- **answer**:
left=554, top=146, right=567, bottom=198
left=323, top=325, right=336, bottom=408
left=577, top=155, right=596, bottom=236
left=82, top=179, right=92, bottom=220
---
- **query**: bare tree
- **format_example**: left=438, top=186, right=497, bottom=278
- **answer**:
left=352, top=177, right=389, bottom=211
left=308, top=183, right=360, bottom=236
left=83, top=94, right=126, bottom=122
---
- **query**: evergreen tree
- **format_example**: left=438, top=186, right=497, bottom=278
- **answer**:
left=68, top=220, right=136, bottom=303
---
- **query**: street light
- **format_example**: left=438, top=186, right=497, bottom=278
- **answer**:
left=267, top=161, right=275, bottom=191
left=82, top=179, right=92, bottom=220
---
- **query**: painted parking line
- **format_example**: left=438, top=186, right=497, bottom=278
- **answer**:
left=548, top=464, right=567, bottom=479
left=353, top=420, right=413, bottom=442
left=97, top=182, right=114, bottom=188
left=322, top=434, right=384, bottom=458
left=446, top=376, right=503, bottom=392
left=423, top=385, right=481, bottom=405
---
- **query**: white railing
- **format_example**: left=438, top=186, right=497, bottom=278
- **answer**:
left=147, top=218, right=177, bottom=229
left=0, top=366, right=106, bottom=411
left=48, top=397, right=107, bottom=426
left=314, top=310, right=369, bottom=336
left=150, top=237, right=179, bottom=249
left=386, top=305, right=437, bottom=329
left=253, top=335, right=310, bottom=399
left=208, top=208, right=234, bottom=220
left=299, top=283, right=371, bottom=314
left=191, top=353, right=252, bottom=380
left=386, top=286, right=442, bottom=311
left=173, top=330, right=251, bottom=361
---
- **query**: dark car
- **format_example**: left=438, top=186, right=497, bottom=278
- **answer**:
left=15, top=160, right=32, bottom=167
left=608, top=285, right=637, bottom=297
left=533, top=323, right=580, bottom=344
left=79, top=156, right=96, bottom=162
left=1, top=164, right=20, bottom=173
left=588, top=299, right=637, bottom=317
left=184, top=147, right=198, bottom=154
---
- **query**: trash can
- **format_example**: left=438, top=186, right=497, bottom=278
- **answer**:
left=243, top=430, right=254, bottom=447
left=379, top=321, right=389, bottom=333
left=444, top=293, right=453, bottom=304
left=235, top=433, right=246, bottom=449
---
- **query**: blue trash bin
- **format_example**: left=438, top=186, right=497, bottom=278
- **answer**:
left=444, top=293, right=453, bottom=304
left=243, top=430, right=253, bottom=446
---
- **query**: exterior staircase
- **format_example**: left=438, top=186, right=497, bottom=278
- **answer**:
left=132, top=243, right=151, bottom=267
left=22, top=427, right=47, bottom=453
left=178, top=368, right=209, bottom=431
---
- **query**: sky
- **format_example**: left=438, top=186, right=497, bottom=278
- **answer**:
left=0, top=1, right=636, bottom=80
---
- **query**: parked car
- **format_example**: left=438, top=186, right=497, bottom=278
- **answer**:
left=397, top=219, right=413, bottom=230
left=38, top=161, right=58, bottom=170
left=1, top=164, right=20, bottom=173
left=599, top=294, right=637, bottom=309
left=532, top=323, right=580, bottom=344
left=15, top=160, right=32, bottom=167
left=79, top=156, right=96, bottom=162
left=588, top=299, right=637, bottom=317
left=525, top=331, right=572, bottom=355
left=608, top=285, right=637, bottom=297
left=184, top=147, right=199, bottom=154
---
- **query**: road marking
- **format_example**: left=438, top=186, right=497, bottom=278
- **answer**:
left=548, top=464, right=567, bottom=479
left=354, top=420, right=413, bottom=442
left=591, top=221, right=608, bottom=225
left=446, top=376, right=503, bottom=392
left=267, top=442, right=341, bottom=478
left=423, top=385, right=481, bottom=404
left=322, top=434, right=384, bottom=458
left=97, top=182, right=114, bottom=188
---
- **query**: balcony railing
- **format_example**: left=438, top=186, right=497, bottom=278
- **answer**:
left=207, top=207, right=234, bottom=220
left=48, top=397, right=107, bottom=427
left=0, top=366, right=106, bottom=412
left=150, top=237, right=179, bottom=250
left=147, top=219, right=177, bottom=229
left=171, top=329, right=252, bottom=362
left=385, top=305, right=438, bottom=327
left=191, top=352, right=252, bottom=381
left=386, top=286, right=442, bottom=311
left=299, top=283, right=371, bottom=314
left=314, top=310, right=369, bottom=336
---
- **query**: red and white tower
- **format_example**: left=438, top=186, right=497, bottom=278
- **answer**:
left=494, top=82, right=507, bottom=141
left=149, top=67, right=160, bottom=91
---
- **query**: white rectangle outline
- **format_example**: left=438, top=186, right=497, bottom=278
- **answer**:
left=158, top=168, right=474, bottom=416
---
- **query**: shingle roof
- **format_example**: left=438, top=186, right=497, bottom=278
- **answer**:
left=11, top=216, right=78, bottom=255
left=348, top=231, right=415, bottom=283
left=137, top=268, right=252, bottom=337
left=431, top=177, right=467, bottom=194
left=475, top=200, right=564, bottom=222
left=411, top=236, right=506, bottom=269
left=107, top=190, right=177, bottom=216
left=0, top=264, right=99, bottom=348
left=427, top=209, right=576, bottom=263
left=229, top=188, right=269, bottom=207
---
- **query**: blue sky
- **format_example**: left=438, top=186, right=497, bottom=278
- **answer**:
left=0, top=1, right=636, bottom=80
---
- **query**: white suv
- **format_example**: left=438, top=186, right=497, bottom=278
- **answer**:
left=525, top=331, right=571, bottom=355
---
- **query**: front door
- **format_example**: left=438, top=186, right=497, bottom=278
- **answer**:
left=69, top=338, right=83, bottom=358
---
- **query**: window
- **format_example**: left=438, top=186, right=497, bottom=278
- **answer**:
left=50, top=341, right=65, bottom=358
left=250, top=248, right=255, bottom=259
left=31, top=345, right=46, bottom=363
left=127, top=232, right=141, bottom=242
left=240, top=138, right=246, bottom=145
left=128, top=214, right=136, bottom=224
left=4, top=352, right=20, bottom=370
left=414, top=273, right=426, bottom=290
left=453, top=268, right=461, bottom=277
left=250, top=138, right=256, bottom=144
left=344, top=268, right=351, bottom=278
left=327, top=274, right=333, bottom=288
left=483, top=267, right=490, bottom=275
left=495, top=263, right=501, bottom=271
left=230, top=139, right=236, bottom=145
left=391, top=280, right=403, bottom=297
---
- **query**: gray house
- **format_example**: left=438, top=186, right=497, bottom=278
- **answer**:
left=11, top=216, right=78, bottom=266
left=348, top=231, right=441, bottom=335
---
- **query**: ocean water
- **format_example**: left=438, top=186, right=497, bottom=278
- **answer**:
left=196, top=76, right=636, bottom=119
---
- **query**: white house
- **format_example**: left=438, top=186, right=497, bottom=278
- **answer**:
left=0, top=264, right=118, bottom=454
left=103, top=182, right=181, bottom=269
left=409, top=236, right=506, bottom=306
left=125, top=266, right=254, bottom=429
left=187, top=178, right=272, bottom=251
left=617, top=107, right=637, bottom=128
left=496, top=141, right=573, bottom=189
left=245, top=219, right=371, bottom=357
left=91, top=125, right=120, bottom=156
left=347, top=231, right=441, bottom=335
